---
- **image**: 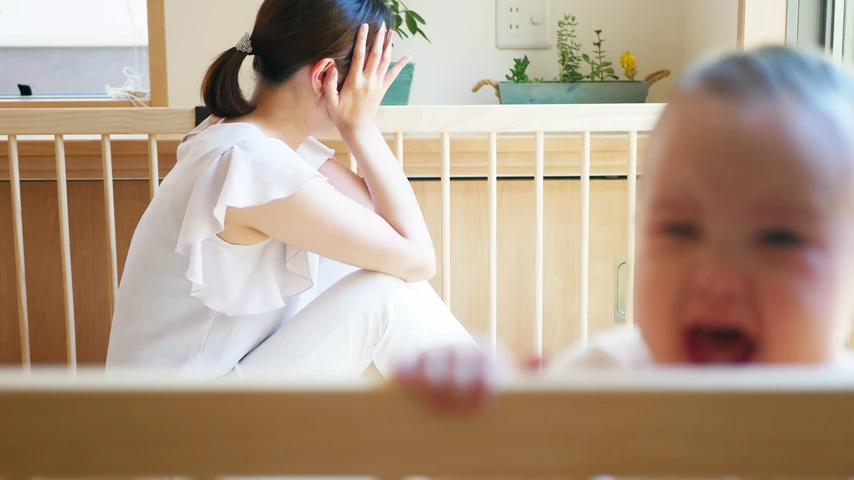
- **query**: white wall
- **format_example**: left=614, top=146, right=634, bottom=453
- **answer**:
left=685, top=0, right=741, bottom=68
left=742, top=0, right=789, bottom=49
left=164, top=0, right=741, bottom=107
left=0, top=0, right=148, bottom=47
left=164, top=0, right=263, bottom=108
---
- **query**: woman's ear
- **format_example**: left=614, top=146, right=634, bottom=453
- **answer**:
left=309, top=58, right=337, bottom=97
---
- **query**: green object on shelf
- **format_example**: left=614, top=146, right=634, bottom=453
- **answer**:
left=382, top=63, right=415, bottom=106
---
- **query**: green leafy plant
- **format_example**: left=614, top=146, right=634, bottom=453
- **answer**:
left=506, top=56, right=545, bottom=83
left=506, top=56, right=531, bottom=83
left=556, top=14, right=585, bottom=83
left=500, top=15, right=626, bottom=84
left=581, top=30, right=618, bottom=82
left=386, top=0, right=429, bottom=42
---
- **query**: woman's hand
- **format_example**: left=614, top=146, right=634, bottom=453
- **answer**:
left=324, top=22, right=411, bottom=134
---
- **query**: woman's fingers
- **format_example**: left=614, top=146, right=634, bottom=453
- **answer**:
left=323, top=68, right=340, bottom=108
left=365, top=22, right=387, bottom=75
left=350, top=24, right=369, bottom=79
left=384, top=56, right=411, bottom=89
left=379, top=29, right=394, bottom=76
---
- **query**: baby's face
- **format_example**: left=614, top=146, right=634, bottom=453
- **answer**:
left=635, top=92, right=854, bottom=365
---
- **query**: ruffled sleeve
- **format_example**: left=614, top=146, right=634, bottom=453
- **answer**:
left=175, top=136, right=325, bottom=316
left=297, top=137, right=335, bottom=170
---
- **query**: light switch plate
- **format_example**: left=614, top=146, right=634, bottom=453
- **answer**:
left=496, top=0, right=551, bottom=49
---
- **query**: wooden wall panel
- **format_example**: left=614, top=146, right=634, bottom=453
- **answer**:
left=0, top=181, right=150, bottom=366
left=413, top=179, right=633, bottom=360
left=0, top=183, right=23, bottom=365
left=1, top=177, right=632, bottom=366
left=0, top=132, right=647, bottom=366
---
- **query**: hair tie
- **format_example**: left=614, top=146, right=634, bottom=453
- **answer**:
left=235, top=32, right=253, bottom=55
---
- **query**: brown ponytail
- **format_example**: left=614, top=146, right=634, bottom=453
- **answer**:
left=202, top=48, right=255, bottom=119
left=200, top=0, right=394, bottom=120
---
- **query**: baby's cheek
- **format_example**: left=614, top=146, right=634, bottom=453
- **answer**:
left=758, top=272, right=839, bottom=362
left=634, top=259, right=683, bottom=362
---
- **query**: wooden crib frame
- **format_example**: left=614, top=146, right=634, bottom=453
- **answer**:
left=2, top=368, right=854, bottom=478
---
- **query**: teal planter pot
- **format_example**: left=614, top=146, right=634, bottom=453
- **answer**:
left=498, top=80, right=651, bottom=104
left=472, top=70, right=670, bottom=105
left=382, top=63, right=415, bottom=106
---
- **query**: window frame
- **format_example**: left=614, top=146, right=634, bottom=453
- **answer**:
left=0, top=0, right=168, bottom=109
left=786, top=0, right=853, bottom=64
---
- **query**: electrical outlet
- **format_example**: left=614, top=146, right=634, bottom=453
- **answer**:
left=496, top=0, right=550, bottom=49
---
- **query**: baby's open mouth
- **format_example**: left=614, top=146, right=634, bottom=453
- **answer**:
left=685, top=325, right=757, bottom=364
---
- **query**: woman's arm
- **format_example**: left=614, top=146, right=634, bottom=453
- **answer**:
left=319, top=158, right=372, bottom=209
left=229, top=23, right=433, bottom=282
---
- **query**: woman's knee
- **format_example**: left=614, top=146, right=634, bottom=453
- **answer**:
left=328, top=269, right=448, bottom=315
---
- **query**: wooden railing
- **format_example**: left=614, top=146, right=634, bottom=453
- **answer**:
left=2, top=368, right=854, bottom=478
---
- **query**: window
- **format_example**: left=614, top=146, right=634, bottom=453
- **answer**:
left=844, top=0, right=854, bottom=62
left=0, top=0, right=150, bottom=103
left=787, top=0, right=854, bottom=64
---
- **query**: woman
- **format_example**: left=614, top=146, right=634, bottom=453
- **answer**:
left=106, top=0, right=474, bottom=379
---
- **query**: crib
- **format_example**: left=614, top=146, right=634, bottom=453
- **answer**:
left=2, top=106, right=854, bottom=479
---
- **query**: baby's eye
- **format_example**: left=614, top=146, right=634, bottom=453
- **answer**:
left=760, top=228, right=803, bottom=247
left=660, top=222, right=700, bottom=239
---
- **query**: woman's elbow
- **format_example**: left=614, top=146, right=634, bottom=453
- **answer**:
left=399, top=249, right=436, bottom=283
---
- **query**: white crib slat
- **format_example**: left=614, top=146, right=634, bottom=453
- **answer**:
left=580, top=131, right=590, bottom=348
left=626, top=131, right=638, bottom=328
left=148, top=134, right=159, bottom=199
left=441, top=132, right=451, bottom=308
left=102, top=135, right=119, bottom=313
left=55, top=135, right=77, bottom=369
left=7, top=135, right=31, bottom=370
left=488, top=132, right=498, bottom=353
left=395, top=132, right=404, bottom=167
left=535, top=132, right=545, bottom=359
left=349, top=152, right=357, bottom=174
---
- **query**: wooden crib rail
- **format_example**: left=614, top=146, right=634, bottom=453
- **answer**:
left=0, top=108, right=195, bottom=135
left=0, top=104, right=663, bottom=135
left=2, top=368, right=854, bottom=478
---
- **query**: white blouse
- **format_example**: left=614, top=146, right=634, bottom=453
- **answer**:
left=106, top=116, right=336, bottom=377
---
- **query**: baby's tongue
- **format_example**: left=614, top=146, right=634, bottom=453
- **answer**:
left=686, top=326, right=755, bottom=364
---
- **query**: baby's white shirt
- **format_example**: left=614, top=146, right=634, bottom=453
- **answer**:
left=546, top=326, right=854, bottom=373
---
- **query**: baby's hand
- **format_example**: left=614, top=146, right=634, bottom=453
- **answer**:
left=394, top=345, right=497, bottom=415
left=394, top=345, right=547, bottom=415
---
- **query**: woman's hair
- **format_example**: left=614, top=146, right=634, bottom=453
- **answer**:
left=676, top=46, right=854, bottom=122
left=202, top=0, right=394, bottom=119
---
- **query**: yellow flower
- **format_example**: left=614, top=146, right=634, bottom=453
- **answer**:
left=620, top=51, right=637, bottom=80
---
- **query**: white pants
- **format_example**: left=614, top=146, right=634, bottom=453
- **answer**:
left=233, top=261, right=476, bottom=379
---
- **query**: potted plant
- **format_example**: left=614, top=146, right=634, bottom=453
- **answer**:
left=473, top=14, right=670, bottom=104
left=382, top=0, right=427, bottom=105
